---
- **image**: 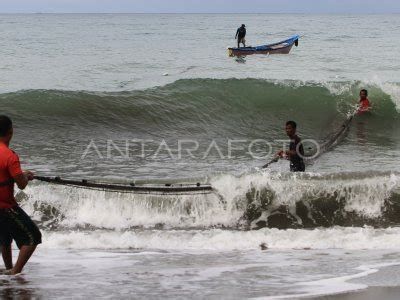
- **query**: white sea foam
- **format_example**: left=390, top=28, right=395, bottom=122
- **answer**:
left=21, top=171, right=399, bottom=230
left=40, top=227, right=400, bottom=251
left=371, top=80, right=400, bottom=111
left=269, top=77, right=400, bottom=112
left=255, top=262, right=400, bottom=299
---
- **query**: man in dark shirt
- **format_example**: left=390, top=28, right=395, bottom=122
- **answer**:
left=235, top=24, right=246, bottom=48
left=277, top=121, right=305, bottom=172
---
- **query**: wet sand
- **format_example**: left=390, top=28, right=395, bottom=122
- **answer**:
left=308, top=286, right=400, bottom=300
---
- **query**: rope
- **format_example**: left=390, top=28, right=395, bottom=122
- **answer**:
left=33, top=176, right=214, bottom=195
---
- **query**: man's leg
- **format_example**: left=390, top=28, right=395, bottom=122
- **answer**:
left=11, top=245, right=37, bottom=275
left=5, top=207, right=41, bottom=275
left=0, top=224, right=13, bottom=270
left=1, top=245, right=13, bottom=270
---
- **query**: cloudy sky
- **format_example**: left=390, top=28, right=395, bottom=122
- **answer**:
left=1, top=0, right=399, bottom=13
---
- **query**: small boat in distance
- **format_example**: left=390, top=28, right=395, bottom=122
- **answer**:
left=228, top=35, right=300, bottom=57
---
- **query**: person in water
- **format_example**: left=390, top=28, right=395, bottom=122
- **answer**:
left=235, top=24, right=246, bottom=48
left=277, top=121, right=305, bottom=172
left=358, top=89, right=371, bottom=114
left=0, top=115, right=41, bottom=275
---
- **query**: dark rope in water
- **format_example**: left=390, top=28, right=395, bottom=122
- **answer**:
left=311, top=114, right=354, bottom=160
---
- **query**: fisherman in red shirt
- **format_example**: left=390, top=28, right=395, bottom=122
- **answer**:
left=0, top=115, right=41, bottom=275
left=358, top=89, right=371, bottom=114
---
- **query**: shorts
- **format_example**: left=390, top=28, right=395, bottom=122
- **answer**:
left=0, top=206, right=42, bottom=249
left=238, top=36, right=246, bottom=44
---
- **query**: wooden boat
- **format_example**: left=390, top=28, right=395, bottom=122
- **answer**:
left=228, top=35, right=300, bottom=57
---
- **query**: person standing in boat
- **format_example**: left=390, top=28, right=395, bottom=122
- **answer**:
left=235, top=24, right=246, bottom=48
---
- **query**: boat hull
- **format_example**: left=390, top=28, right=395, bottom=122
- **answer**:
left=228, top=44, right=293, bottom=57
left=228, top=34, right=299, bottom=57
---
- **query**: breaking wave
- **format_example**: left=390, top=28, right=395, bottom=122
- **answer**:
left=18, top=171, right=400, bottom=230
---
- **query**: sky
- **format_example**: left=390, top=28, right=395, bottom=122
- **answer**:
left=1, top=0, right=399, bottom=14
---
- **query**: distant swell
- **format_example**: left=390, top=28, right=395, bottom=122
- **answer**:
left=2, top=79, right=399, bottom=141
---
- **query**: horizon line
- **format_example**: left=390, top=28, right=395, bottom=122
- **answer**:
left=0, top=12, right=399, bottom=14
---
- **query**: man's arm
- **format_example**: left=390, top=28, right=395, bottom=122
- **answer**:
left=285, top=150, right=297, bottom=157
left=13, top=171, right=34, bottom=190
left=235, top=29, right=239, bottom=39
left=285, top=138, right=304, bottom=158
left=276, top=149, right=296, bottom=159
left=277, top=138, right=302, bottom=158
left=8, top=153, right=34, bottom=190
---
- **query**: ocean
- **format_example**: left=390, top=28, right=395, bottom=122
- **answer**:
left=1, top=13, right=400, bottom=299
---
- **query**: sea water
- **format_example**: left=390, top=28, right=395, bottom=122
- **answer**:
left=1, top=13, right=400, bottom=299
